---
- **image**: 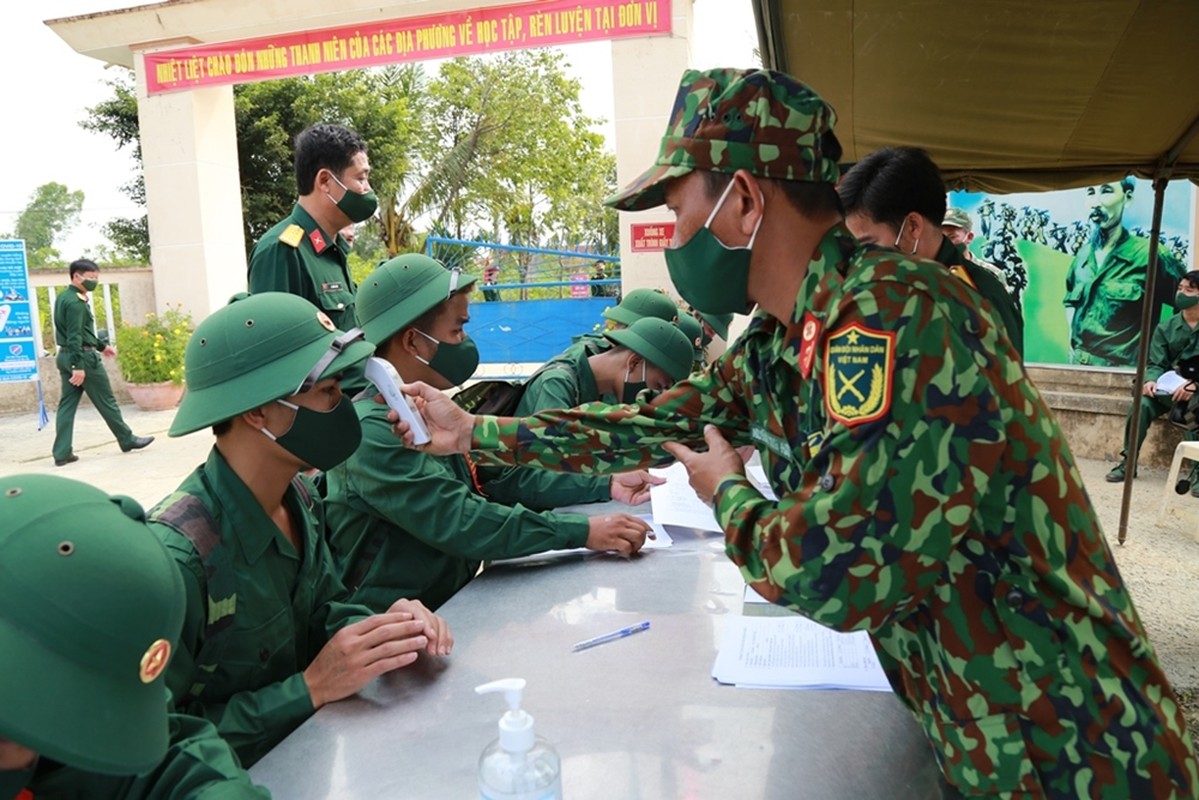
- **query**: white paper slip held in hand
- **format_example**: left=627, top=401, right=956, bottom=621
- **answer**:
left=712, top=615, right=891, bottom=692
left=649, top=462, right=721, bottom=532
left=364, top=356, right=430, bottom=445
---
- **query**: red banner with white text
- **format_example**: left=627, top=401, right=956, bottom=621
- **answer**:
left=144, top=0, right=672, bottom=95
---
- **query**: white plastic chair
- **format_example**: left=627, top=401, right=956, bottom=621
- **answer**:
left=1160, top=441, right=1199, bottom=520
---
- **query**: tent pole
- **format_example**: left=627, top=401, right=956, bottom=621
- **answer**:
left=1116, top=177, right=1169, bottom=544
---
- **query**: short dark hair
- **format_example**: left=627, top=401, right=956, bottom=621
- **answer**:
left=1181, top=270, right=1199, bottom=290
left=701, top=131, right=844, bottom=220
left=69, top=258, right=99, bottom=278
left=294, top=124, right=368, bottom=195
left=837, top=146, right=946, bottom=229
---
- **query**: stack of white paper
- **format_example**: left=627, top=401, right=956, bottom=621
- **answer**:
left=712, top=614, right=891, bottom=692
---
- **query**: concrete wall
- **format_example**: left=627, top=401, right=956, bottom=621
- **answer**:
left=0, top=268, right=153, bottom=415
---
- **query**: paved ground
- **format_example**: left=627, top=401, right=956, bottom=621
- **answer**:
left=4, top=401, right=1199, bottom=695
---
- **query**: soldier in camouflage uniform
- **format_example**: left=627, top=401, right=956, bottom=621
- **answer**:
left=1065, top=178, right=1187, bottom=367
left=400, top=68, right=1199, bottom=798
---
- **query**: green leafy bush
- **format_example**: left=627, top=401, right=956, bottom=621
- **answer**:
left=115, top=306, right=192, bottom=385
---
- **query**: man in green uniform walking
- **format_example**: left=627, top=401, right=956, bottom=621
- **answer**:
left=0, top=474, right=265, bottom=799
left=247, top=124, right=376, bottom=329
left=1105, top=270, right=1199, bottom=485
left=324, top=255, right=652, bottom=612
left=398, top=68, right=1198, bottom=798
left=837, top=146, right=1025, bottom=357
left=51, top=258, right=153, bottom=466
left=482, top=316, right=693, bottom=509
left=148, top=292, right=450, bottom=767
left=1065, top=178, right=1187, bottom=367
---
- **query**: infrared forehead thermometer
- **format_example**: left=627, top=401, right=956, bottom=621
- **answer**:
left=364, top=356, right=430, bottom=446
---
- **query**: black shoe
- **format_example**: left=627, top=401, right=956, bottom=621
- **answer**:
left=1105, top=463, right=1130, bottom=482
left=54, top=454, right=79, bottom=467
left=121, top=435, right=155, bottom=453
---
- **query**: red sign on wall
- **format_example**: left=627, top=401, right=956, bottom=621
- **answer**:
left=629, top=222, right=676, bottom=252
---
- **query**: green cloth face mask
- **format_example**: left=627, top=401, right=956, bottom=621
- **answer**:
left=81, top=278, right=99, bottom=291
left=262, top=395, right=362, bottom=471
left=1176, top=292, right=1199, bottom=310
left=415, top=330, right=480, bottom=386
left=664, top=179, right=762, bottom=315
left=328, top=173, right=378, bottom=223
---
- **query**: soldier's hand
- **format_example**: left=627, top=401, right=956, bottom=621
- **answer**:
left=102, top=345, right=117, bottom=357
left=390, top=381, right=474, bottom=455
left=585, top=513, right=653, bottom=556
left=609, top=470, right=665, bottom=506
left=68, top=369, right=85, bottom=387
left=387, top=598, right=453, bottom=656
left=303, top=612, right=428, bottom=710
left=662, top=425, right=745, bottom=505
left=1172, top=384, right=1194, bottom=403
left=1142, top=380, right=1157, bottom=397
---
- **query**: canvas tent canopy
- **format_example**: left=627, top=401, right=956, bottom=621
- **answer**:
left=748, top=0, right=1199, bottom=542
left=749, top=0, right=1199, bottom=192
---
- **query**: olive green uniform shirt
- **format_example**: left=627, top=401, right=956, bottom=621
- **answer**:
left=1065, top=227, right=1186, bottom=367
left=465, top=224, right=1197, bottom=798
left=481, top=344, right=611, bottom=508
left=52, top=285, right=102, bottom=370
left=1145, top=311, right=1199, bottom=382
left=323, top=399, right=591, bottom=613
left=148, top=449, right=370, bottom=767
left=6, top=712, right=268, bottom=799
left=247, top=204, right=356, bottom=329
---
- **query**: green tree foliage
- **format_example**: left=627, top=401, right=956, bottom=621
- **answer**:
left=79, top=78, right=147, bottom=264
left=82, top=52, right=616, bottom=268
left=7, top=183, right=85, bottom=268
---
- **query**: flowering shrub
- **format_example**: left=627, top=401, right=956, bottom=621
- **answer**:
left=115, top=306, right=193, bottom=386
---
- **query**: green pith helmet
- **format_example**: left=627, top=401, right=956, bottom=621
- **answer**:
left=675, top=313, right=705, bottom=360
left=601, top=288, right=679, bottom=327
left=605, top=317, right=695, bottom=382
left=356, top=254, right=478, bottom=345
left=606, top=67, right=839, bottom=211
left=699, top=312, right=733, bottom=342
left=0, top=475, right=185, bottom=775
left=169, top=292, right=374, bottom=436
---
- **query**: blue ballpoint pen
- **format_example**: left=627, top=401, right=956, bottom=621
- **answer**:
left=571, top=620, right=651, bottom=652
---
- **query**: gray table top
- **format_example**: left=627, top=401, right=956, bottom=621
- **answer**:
left=250, top=506, right=955, bottom=799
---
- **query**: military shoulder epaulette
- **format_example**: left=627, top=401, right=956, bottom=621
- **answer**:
left=278, top=224, right=305, bottom=248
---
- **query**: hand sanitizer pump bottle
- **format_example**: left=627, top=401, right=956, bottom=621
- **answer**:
left=475, top=678, right=562, bottom=800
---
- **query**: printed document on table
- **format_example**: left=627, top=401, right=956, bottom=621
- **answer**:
left=712, top=615, right=891, bottom=691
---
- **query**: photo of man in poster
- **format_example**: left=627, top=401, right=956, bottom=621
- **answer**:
left=1064, top=178, right=1187, bottom=367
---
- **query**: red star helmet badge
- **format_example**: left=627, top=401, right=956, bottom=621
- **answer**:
left=139, top=638, right=172, bottom=683
left=316, top=311, right=336, bottom=331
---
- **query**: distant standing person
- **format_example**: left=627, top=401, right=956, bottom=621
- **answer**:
left=482, top=259, right=500, bottom=302
left=1065, top=178, right=1187, bottom=367
left=248, top=123, right=376, bottom=329
left=51, top=258, right=153, bottom=467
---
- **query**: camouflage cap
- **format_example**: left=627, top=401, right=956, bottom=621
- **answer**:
left=606, top=68, right=839, bottom=211
left=0, top=475, right=185, bottom=775
left=943, top=208, right=973, bottom=231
